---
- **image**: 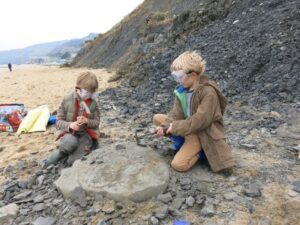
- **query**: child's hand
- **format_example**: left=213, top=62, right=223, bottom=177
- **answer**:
left=70, top=121, right=80, bottom=131
left=155, top=126, right=165, bottom=137
left=166, top=123, right=173, bottom=134
left=77, top=116, right=88, bottom=126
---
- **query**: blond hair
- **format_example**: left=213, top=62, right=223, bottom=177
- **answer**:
left=170, top=51, right=206, bottom=75
left=76, top=71, right=98, bottom=93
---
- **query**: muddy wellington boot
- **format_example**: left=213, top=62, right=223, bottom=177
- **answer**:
left=44, top=149, right=67, bottom=166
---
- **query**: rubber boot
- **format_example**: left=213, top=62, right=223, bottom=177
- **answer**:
left=45, top=149, right=66, bottom=165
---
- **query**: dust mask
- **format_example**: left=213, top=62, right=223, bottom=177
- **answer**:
left=79, top=89, right=92, bottom=100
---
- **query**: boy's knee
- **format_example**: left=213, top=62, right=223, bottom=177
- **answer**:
left=153, top=114, right=168, bottom=126
left=59, top=134, right=78, bottom=154
left=171, top=159, right=190, bottom=172
left=153, top=114, right=160, bottom=126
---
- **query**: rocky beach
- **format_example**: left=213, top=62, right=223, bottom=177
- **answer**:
left=0, top=65, right=299, bottom=225
left=0, top=0, right=300, bottom=224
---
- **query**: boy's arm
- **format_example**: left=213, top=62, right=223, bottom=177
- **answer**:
left=56, top=98, right=72, bottom=132
left=171, top=88, right=219, bottom=136
left=86, top=102, right=100, bottom=129
left=166, top=97, right=185, bottom=124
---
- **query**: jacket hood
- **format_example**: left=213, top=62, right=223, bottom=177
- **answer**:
left=197, top=75, right=228, bottom=115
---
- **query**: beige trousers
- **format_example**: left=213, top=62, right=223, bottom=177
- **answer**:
left=153, top=114, right=201, bottom=172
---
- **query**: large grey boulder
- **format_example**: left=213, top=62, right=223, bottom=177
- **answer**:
left=55, top=143, right=169, bottom=203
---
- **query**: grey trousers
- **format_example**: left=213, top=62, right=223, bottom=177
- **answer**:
left=59, top=133, right=93, bottom=165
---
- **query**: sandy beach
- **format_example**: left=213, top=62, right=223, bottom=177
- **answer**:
left=0, top=65, right=116, bottom=183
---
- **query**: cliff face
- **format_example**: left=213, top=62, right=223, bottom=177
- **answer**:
left=71, top=0, right=201, bottom=68
left=72, top=0, right=300, bottom=105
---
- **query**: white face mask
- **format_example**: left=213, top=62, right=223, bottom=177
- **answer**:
left=91, top=92, right=98, bottom=100
left=79, top=88, right=92, bottom=100
left=171, top=70, right=188, bottom=84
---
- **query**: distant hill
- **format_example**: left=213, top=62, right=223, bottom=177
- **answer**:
left=48, top=33, right=98, bottom=59
left=0, top=41, right=68, bottom=65
left=0, top=33, right=98, bottom=65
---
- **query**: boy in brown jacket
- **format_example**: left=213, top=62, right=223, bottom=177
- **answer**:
left=154, top=51, right=235, bottom=172
left=44, top=71, right=100, bottom=166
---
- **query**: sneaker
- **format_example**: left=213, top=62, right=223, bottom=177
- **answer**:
left=44, top=149, right=66, bottom=166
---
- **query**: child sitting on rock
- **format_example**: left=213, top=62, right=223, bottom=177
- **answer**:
left=153, top=51, right=235, bottom=173
left=45, top=71, right=100, bottom=166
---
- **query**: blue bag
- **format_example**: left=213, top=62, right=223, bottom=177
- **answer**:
left=173, top=220, right=190, bottom=225
left=48, top=115, right=57, bottom=125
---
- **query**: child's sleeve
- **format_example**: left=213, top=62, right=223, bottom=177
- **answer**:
left=171, top=88, right=219, bottom=136
left=166, top=97, right=185, bottom=123
left=87, top=102, right=100, bottom=129
left=56, top=98, right=71, bottom=132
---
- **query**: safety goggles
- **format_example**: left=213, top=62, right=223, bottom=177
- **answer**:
left=80, top=88, right=90, bottom=96
left=76, top=87, right=91, bottom=94
left=75, top=86, right=98, bottom=100
left=171, top=70, right=193, bottom=83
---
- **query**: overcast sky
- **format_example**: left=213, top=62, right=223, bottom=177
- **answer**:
left=0, top=0, right=144, bottom=51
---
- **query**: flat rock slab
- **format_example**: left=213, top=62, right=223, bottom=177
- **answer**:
left=32, top=217, right=56, bottom=225
left=55, top=142, right=169, bottom=203
left=0, top=203, right=19, bottom=223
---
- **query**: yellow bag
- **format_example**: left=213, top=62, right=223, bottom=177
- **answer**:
left=17, top=105, right=50, bottom=134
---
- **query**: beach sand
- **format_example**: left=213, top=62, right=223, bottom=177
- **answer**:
left=0, top=65, right=116, bottom=182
